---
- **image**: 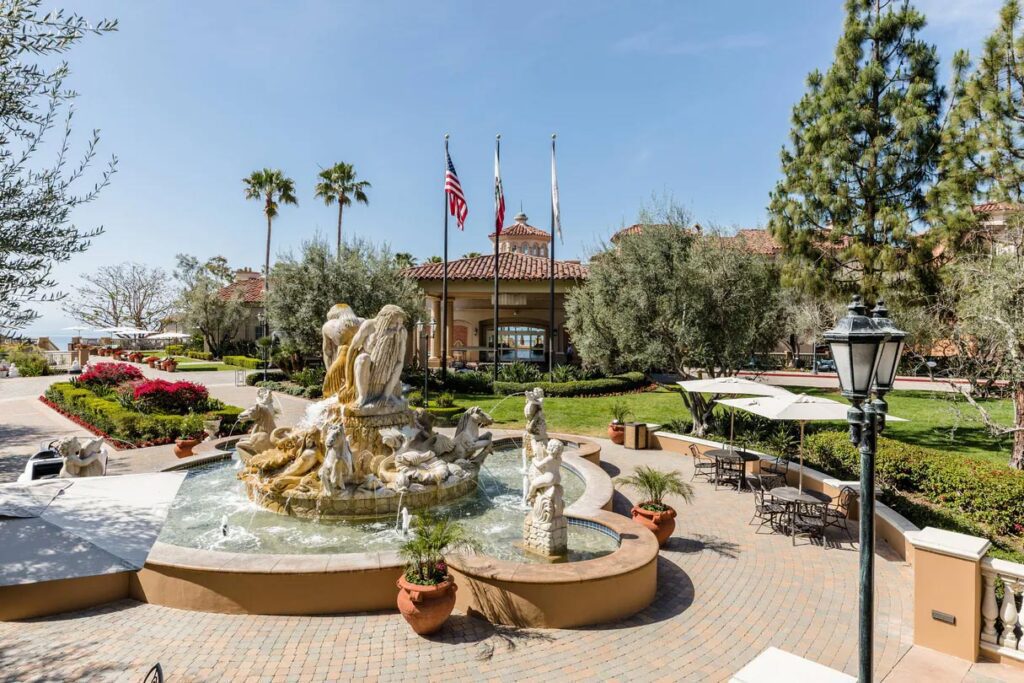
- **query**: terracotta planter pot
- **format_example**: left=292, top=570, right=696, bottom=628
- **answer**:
left=631, top=504, right=677, bottom=547
left=173, top=437, right=202, bottom=459
left=147, top=360, right=156, bottom=368
left=396, top=575, right=457, bottom=635
left=608, top=422, right=625, bottom=445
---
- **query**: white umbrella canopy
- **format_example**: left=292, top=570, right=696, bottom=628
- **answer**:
left=0, top=472, right=186, bottom=586
left=716, top=394, right=907, bottom=491
left=147, top=332, right=191, bottom=340
left=679, top=377, right=794, bottom=442
left=61, top=325, right=93, bottom=332
left=677, top=377, right=793, bottom=397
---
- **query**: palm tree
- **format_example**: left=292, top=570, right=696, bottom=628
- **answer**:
left=243, top=169, right=297, bottom=293
left=314, top=162, right=371, bottom=257
left=461, top=251, right=482, bottom=259
left=394, top=252, right=418, bottom=269
left=616, top=466, right=694, bottom=511
left=426, top=255, right=443, bottom=263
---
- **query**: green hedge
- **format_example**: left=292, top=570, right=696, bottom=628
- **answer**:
left=246, top=369, right=287, bottom=385
left=185, top=350, right=213, bottom=360
left=251, top=380, right=322, bottom=399
left=803, top=431, right=1024, bottom=537
left=493, top=372, right=648, bottom=397
left=425, top=405, right=465, bottom=426
left=224, top=355, right=266, bottom=369
left=44, top=382, right=241, bottom=446
left=165, top=344, right=184, bottom=355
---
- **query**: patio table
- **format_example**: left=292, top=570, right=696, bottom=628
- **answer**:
left=769, top=486, right=833, bottom=537
left=705, top=449, right=759, bottom=491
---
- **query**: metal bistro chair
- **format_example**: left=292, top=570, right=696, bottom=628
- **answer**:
left=824, top=485, right=856, bottom=543
left=715, top=454, right=744, bottom=491
left=790, top=500, right=829, bottom=547
left=758, top=454, right=789, bottom=489
left=750, top=476, right=786, bottom=533
left=689, top=444, right=716, bottom=483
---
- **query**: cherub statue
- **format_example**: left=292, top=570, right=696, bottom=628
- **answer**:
left=57, top=436, right=106, bottom=478
left=526, top=438, right=563, bottom=506
left=523, top=387, right=548, bottom=462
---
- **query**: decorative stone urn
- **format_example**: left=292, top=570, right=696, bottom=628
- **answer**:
left=631, top=505, right=677, bottom=547
left=396, top=575, right=457, bottom=635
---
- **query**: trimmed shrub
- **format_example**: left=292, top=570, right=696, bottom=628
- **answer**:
left=494, top=372, right=648, bottom=397
left=803, top=431, right=1024, bottom=537
left=43, top=382, right=241, bottom=446
left=246, top=369, right=287, bottom=385
left=291, top=367, right=325, bottom=389
left=185, top=350, right=213, bottom=360
left=223, top=355, right=267, bottom=369
left=133, top=379, right=210, bottom=414
left=165, top=344, right=184, bottom=355
left=434, top=392, right=455, bottom=408
left=406, top=390, right=424, bottom=407
left=251, top=380, right=322, bottom=399
left=8, top=347, right=49, bottom=376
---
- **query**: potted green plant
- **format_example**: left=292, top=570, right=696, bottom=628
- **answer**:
left=173, top=413, right=205, bottom=458
left=616, top=466, right=694, bottom=546
left=396, top=514, right=479, bottom=635
left=607, top=400, right=632, bottom=445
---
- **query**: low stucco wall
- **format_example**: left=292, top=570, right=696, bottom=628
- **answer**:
left=0, top=572, right=131, bottom=621
left=650, top=431, right=919, bottom=563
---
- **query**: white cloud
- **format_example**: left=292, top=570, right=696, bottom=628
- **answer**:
left=614, top=27, right=769, bottom=56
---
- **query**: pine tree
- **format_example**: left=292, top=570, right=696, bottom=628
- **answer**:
left=769, top=0, right=944, bottom=301
left=930, top=0, right=1024, bottom=253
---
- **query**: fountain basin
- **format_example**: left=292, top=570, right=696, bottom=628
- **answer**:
left=131, top=432, right=660, bottom=627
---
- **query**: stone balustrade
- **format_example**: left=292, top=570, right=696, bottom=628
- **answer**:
left=981, top=557, right=1024, bottom=662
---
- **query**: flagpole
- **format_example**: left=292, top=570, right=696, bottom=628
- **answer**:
left=442, top=134, right=449, bottom=382
left=549, top=133, right=556, bottom=378
left=493, top=134, right=501, bottom=384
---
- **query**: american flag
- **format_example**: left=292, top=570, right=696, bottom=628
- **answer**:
left=494, top=145, right=505, bottom=234
left=445, top=150, right=467, bottom=230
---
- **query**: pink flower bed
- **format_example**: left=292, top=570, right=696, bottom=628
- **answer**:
left=133, top=379, right=209, bottom=415
left=76, top=362, right=144, bottom=387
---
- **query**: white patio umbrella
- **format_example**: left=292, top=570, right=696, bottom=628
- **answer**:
left=678, top=377, right=793, bottom=442
left=61, top=325, right=93, bottom=333
left=715, top=394, right=907, bottom=491
left=0, top=472, right=186, bottom=586
left=146, top=332, right=191, bottom=340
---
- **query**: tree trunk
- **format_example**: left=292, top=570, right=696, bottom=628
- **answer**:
left=1011, top=381, right=1024, bottom=470
left=337, top=199, right=344, bottom=259
left=264, top=208, right=272, bottom=295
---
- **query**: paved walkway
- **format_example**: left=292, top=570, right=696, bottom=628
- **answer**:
left=1, top=366, right=1017, bottom=681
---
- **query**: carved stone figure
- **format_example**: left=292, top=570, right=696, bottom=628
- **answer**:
left=446, top=407, right=494, bottom=463
left=343, top=304, right=407, bottom=409
left=319, top=422, right=354, bottom=497
left=321, top=304, right=364, bottom=398
left=235, top=388, right=280, bottom=462
left=56, top=436, right=106, bottom=478
left=521, top=391, right=568, bottom=557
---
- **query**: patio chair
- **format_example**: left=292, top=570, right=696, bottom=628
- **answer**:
left=758, top=455, right=788, bottom=489
left=749, top=477, right=786, bottom=532
left=715, top=456, right=744, bottom=491
left=791, top=501, right=828, bottom=547
left=689, top=444, right=716, bottom=483
left=143, top=663, right=164, bottom=683
left=824, top=485, right=856, bottom=543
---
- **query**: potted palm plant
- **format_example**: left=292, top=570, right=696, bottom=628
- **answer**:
left=607, top=400, right=632, bottom=445
left=616, top=466, right=694, bottom=546
left=397, top=514, right=478, bottom=635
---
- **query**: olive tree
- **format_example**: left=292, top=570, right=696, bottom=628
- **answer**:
left=266, top=236, right=425, bottom=362
left=565, top=224, right=785, bottom=434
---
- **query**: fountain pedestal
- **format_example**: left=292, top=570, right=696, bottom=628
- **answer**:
left=523, top=514, right=568, bottom=558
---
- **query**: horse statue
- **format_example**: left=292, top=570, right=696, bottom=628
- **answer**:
left=235, top=388, right=285, bottom=463
left=444, top=407, right=494, bottom=463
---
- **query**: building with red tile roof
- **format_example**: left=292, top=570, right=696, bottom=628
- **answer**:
left=215, top=269, right=266, bottom=342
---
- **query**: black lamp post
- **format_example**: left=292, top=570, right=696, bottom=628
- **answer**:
left=257, top=311, right=269, bottom=383
left=823, top=295, right=906, bottom=683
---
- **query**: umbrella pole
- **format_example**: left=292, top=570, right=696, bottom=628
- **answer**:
left=798, top=421, right=805, bottom=492
left=730, top=409, right=735, bottom=446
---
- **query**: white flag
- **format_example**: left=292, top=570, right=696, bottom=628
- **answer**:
left=551, top=139, right=562, bottom=243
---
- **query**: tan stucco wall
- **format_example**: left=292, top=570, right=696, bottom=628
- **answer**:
left=0, top=572, right=131, bottom=620
left=913, top=549, right=981, bottom=661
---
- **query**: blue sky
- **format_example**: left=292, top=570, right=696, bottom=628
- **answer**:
left=31, top=0, right=1004, bottom=335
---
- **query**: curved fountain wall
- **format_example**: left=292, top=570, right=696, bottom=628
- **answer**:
left=128, top=432, right=659, bottom=627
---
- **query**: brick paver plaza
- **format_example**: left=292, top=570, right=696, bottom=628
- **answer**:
left=0, top=374, right=917, bottom=682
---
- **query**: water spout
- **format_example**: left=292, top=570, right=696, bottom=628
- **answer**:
left=220, top=514, right=229, bottom=537
left=400, top=507, right=412, bottom=536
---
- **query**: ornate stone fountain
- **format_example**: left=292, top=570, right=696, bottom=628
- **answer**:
left=235, top=303, right=494, bottom=519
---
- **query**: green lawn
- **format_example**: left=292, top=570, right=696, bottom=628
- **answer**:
left=100, top=350, right=243, bottom=372
left=453, top=385, right=1015, bottom=464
